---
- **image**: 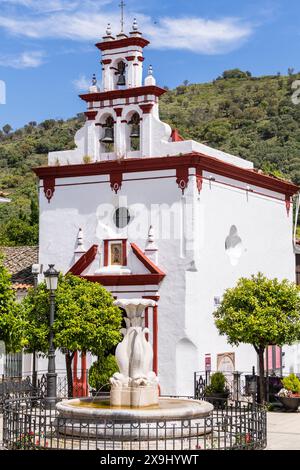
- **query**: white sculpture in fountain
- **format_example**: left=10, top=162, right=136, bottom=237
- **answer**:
left=110, top=299, right=159, bottom=408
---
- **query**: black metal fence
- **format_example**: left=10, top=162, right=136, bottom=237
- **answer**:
left=0, top=370, right=89, bottom=410
left=194, top=370, right=284, bottom=403
left=2, top=397, right=267, bottom=451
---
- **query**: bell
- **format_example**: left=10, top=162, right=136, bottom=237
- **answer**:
left=117, top=73, right=126, bottom=86
left=101, top=127, right=114, bottom=143
left=130, top=124, right=140, bottom=138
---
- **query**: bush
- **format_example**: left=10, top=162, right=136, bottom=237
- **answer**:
left=88, top=355, right=119, bottom=392
left=282, top=374, right=300, bottom=394
left=205, top=372, right=228, bottom=394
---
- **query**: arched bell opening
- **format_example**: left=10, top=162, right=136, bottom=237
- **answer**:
left=100, top=115, right=115, bottom=153
left=128, top=112, right=141, bottom=151
left=112, top=60, right=127, bottom=89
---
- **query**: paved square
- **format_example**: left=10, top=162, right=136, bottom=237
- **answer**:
left=267, top=412, right=300, bottom=450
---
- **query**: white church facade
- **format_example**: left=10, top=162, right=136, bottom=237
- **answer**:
left=35, top=22, right=299, bottom=395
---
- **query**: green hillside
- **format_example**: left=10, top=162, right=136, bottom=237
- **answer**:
left=1, top=69, right=300, bottom=246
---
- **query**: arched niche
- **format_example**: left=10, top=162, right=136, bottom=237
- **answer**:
left=112, top=59, right=127, bottom=89
left=175, top=337, right=198, bottom=396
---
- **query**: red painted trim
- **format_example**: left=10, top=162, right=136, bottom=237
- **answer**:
left=176, top=166, right=189, bottom=194
left=144, top=307, right=149, bottom=341
left=102, top=59, right=112, bottom=65
left=79, top=85, right=166, bottom=103
left=85, top=111, right=97, bottom=121
left=103, top=238, right=128, bottom=241
left=96, top=37, right=150, bottom=51
left=131, top=243, right=165, bottom=275
left=196, top=171, right=203, bottom=193
left=125, top=56, right=135, bottom=61
left=104, top=241, right=109, bottom=267
left=35, top=153, right=299, bottom=197
left=122, top=239, right=127, bottom=266
left=68, top=244, right=98, bottom=275
left=138, top=57, right=144, bottom=62
left=82, top=274, right=164, bottom=285
left=104, top=239, right=127, bottom=266
left=171, top=129, right=184, bottom=142
left=114, top=107, right=123, bottom=117
left=73, top=352, right=88, bottom=398
left=153, top=305, right=158, bottom=375
left=43, top=177, right=55, bottom=203
left=285, top=195, right=291, bottom=216
left=142, top=295, right=160, bottom=301
left=110, top=170, right=123, bottom=193
left=139, top=104, right=154, bottom=114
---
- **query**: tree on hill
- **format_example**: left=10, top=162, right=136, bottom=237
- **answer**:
left=221, top=69, right=252, bottom=80
left=22, top=274, right=122, bottom=396
left=214, top=273, right=300, bottom=403
left=2, top=124, right=12, bottom=135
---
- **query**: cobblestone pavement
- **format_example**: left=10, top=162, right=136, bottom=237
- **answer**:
left=267, top=411, right=300, bottom=450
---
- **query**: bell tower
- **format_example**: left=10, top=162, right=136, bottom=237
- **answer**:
left=77, top=16, right=170, bottom=162
left=98, top=19, right=149, bottom=91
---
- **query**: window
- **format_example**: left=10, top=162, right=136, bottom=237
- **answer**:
left=114, top=207, right=130, bottom=228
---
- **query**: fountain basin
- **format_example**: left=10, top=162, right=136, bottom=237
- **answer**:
left=56, top=397, right=213, bottom=440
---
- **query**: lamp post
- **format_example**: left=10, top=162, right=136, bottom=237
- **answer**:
left=31, top=263, right=42, bottom=400
left=44, top=264, right=59, bottom=405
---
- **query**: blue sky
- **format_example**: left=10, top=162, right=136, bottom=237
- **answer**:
left=0, top=0, right=299, bottom=130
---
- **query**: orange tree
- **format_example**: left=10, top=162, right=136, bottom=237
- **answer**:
left=214, top=273, right=300, bottom=403
left=22, top=274, right=122, bottom=396
left=0, top=255, right=26, bottom=353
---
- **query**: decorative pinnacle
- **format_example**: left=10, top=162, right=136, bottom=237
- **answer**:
left=92, top=74, right=97, bottom=86
left=106, top=23, right=112, bottom=36
left=132, top=17, right=138, bottom=31
left=148, top=65, right=153, bottom=76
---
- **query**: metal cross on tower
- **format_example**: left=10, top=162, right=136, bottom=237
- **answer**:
left=119, top=0, right=126, bottom=33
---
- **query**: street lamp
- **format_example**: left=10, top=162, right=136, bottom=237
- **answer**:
left=44, top=264, right=59, bottom=405
left=31, top=263, right=43, bottom=400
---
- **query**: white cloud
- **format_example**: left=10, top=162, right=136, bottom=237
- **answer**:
left=0, top=50, right=45, bottom=68
left=73, top=74, right=91, bottom=91
left=145, top=17, right=253, bottom=54
left=0, top=2, right=255, bottom=55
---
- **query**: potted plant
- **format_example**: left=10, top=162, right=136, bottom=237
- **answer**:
left=277, top=373, right=300, bottom=411
left=204, top=372, right=230, bottom=408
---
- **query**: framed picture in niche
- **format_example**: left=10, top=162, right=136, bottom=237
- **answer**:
left=110, top=242, right=123, bottom=266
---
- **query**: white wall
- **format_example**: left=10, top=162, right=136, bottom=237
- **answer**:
left=38, top=167, right=295, bottom=395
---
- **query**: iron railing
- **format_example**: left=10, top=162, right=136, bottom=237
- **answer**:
left=194, top=370, right=284, bottom=403
left=2, top=397, right=267, bottom=451
left=0, top=370, right=90, bottom=410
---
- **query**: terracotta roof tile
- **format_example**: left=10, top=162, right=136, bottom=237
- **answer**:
left=1, top=246, right=38, bottom=286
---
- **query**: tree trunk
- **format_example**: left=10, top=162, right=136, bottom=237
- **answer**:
left=65, top=352, right=74, bottom=398
left=258, top=347, right=265, bottom=404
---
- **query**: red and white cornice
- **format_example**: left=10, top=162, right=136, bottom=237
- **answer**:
left=79, top=85, right=166, bottom=104
left=95, top=37, right=150, bottom=52
left=34, top=152, right=299, bottom=200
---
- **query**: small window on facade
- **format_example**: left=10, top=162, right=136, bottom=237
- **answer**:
left=113, top=207, right=130, bottom=228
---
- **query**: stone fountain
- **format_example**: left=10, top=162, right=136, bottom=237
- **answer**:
left=110, top=299, right=159, bottom=408
left=56, top=299, right=213, bottom=444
